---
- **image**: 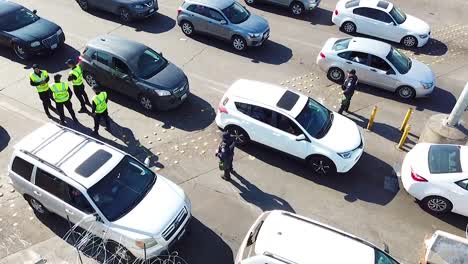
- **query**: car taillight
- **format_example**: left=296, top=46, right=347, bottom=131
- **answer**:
left=334, top=10, right=338, bottom=15
left=319, top=52, right=326, bottom=59
left=411, top=167, right=428, bottom=182
left=78, top=56, right=82, bottom=63
left=177, top=7, right=182, bottom=15
left=219, top=105, right=228, bottom=114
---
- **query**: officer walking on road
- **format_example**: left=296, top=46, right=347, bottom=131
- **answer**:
left=29, top=64, right=54, bottom=118
left=338, top=69, right=358, bottom=114
left=91, top=85, right=111, bottom=136
left=50, top=74, right=78, bottom=125
left=216, top=131, right=236, bottom=181
left=66, top=58, right=91, bottom=113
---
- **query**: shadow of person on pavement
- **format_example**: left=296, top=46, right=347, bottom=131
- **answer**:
left=0, top=126, right=10, bottom=152
left=229, top=171, right=296, bottom=213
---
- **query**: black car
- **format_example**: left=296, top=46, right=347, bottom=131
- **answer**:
left=76, top=0, right=158, bottom=22
left=0, top=0, right=65, bottom=60
left=80, top=35, right=190, bottom=111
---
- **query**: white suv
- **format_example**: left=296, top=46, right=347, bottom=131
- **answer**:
left=215, top=79, right=363, bottom=176
left=236, top=210, right=400, bottom=263
left=8, top=123, right=191, bottom=261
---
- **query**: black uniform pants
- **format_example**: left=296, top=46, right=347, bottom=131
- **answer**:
left=73, top=84, right=91, bottom=108
left=94, top=110, right=111, bottom=133
left=222, top=155, right=234, bottom=180
left=56, top=100, right=77, bottom=123
left=338, top=95, right=352, bottom=114
left=38, top=90, right=54, bottom=116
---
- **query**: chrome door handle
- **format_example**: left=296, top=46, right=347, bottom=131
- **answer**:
left=370, top=69, right=377, bottom=72
left=346, top=61, right=352, bottom=64
left=33, top=190, right=42, bottom=197
left=65, top=209, right=74, bottom=215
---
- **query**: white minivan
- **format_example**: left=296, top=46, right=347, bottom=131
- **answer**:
left=8, top=123, right=191, bottom=261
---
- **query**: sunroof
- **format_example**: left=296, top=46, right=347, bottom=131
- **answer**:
left=377, top=1, right=389, bottom=9
left=75, top=150, right=112, bottom=178
left=345, top=0, right=360, bottom=8
left=277, top=90, right=300, bottom=111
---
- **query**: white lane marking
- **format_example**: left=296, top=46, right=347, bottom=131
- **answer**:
left=279, top=36, right=324, bottom=49
left=0, top=101, right=46, bottom=124
left=187, top=72, right=230, bottom=94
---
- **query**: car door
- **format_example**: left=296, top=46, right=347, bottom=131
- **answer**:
left=372, top=10, right=400, bottom=42
left=31, top=167, right=69, bottom=217
left=352, top=7, right=380, bottom=36
left=205, top=8, right=230, bottom=40
left=186, top=4, right=210, bottom=34
left=110, top=57, right=137, bottom=98
left=0, top=30, right=11, bottom=48
left=449, top=178, right=468, bottom=216
left=368, top=55, right=398, bottom=90
left=91, top=51, right=113, bottom=88
left=236, top=103, right=276, bottom=147
left=338, top=51, right=372, bottom=83
left=91, top=0, right=114, bottom=11
left=269, top=111, right=311, bottom=159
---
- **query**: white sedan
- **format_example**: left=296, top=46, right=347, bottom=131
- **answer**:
left=332, top=0, right=431, bottom=48
left=401, top=143, right=468, bottom=216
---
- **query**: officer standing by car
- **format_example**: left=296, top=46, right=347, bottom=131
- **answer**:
left=338, top=69, right=358, bottom=115
left=50, top=74, right=78, bottom=125
left=66, top=59, right=91, bottom=113
left=91, top=85, right=111, bottom=136
left=216, top=132, right=236, bottom=181
left=29, top=64, right=54, bottom=118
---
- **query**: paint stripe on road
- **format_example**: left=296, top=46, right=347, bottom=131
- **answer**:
left=187, top=72, right=230, bottom=94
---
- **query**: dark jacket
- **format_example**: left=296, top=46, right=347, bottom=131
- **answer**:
left=216, top=140, right=235, bottom=161
left=342, top=75, right=358, bottom=98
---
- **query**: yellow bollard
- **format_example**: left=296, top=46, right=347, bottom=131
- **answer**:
left=400, top=108, right=414, bottom=132
left=366, top=106, right=378, bottom=130
left=398, top=124, right=411, bottom=149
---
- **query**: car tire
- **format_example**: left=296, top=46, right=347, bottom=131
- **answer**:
left=422, top=196, right=452, bottom=214
left=232, top=35, right=247, bottom=51
left=245, top=0, right=255, bottom=5
left=290, top=1, right=304, bottom=16
left=307, top=155, right=336, bottom=176
left=226, top=126, right=250, bottom=146
left=13, top=43, right=30, bottom=60
left=341, top=21, right=356, bottom=34
left=401, top=35, right=418, bottom=48
left=77, top=0, right=90, bottom=11
left=26, top=196, right=50, bottom=216
left=181, top=21, right=195, bottom=36
left=84, top=72, right=98, bottom=87
left=119, top=7, right=131, bottom=22
left=396, top=86, right=415, bottom=99
left=139, top=94, right=154, bottom=111
left=105, top=241, right=135, bottom=264
left=327, top=67, right=345, bottom=83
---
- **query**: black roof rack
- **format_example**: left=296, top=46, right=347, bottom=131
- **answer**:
left=20, top=149, right=68, bottom=177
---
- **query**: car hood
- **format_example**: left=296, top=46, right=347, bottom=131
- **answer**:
left=110, top=176, right=186, bottom=238
left=237, top=14, right=269, bottom=33
left=9, top=18, right=60, bottom=42
left=141, top=62, right=187, bottom=91
left=400, top=14, right=430, bottom=34
left=318, top=113, right=361, bottom=153
left=405, top=59, right=435, bottom=83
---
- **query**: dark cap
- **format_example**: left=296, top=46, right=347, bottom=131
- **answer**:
left=32, top=64, right=39, bottom=69
left=348, top=69, right=356, bottom=75
left=65, top=59, right=76, bottom=65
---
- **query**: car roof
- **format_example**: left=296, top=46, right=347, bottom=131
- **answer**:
left=255, top=211, right=375, bottom=263
left=14, top=123, right=125, bottom=189
left=347, top=37, right=392, bottom=58
left=86, top=35, right=147, bottom=63
left=185, top=0, right=234, bottom=10
left=0, top=0, right=22, bottom=17
left=227, top=79, right=308, bottom=118
left=358, top=0, right=393, bottom=11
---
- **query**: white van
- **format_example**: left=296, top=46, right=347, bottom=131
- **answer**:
left=8, top=123, right=191, bottom=261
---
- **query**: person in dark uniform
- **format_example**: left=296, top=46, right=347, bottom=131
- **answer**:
left=66, top=59, right=91, bottom=113
left=50, top=74, right=78, bottom=125
left=91, top=85, right=111, bottom=136
left=29, top=64, right=55, bottom=118
left=338, top=69, right=358, bottom=114
left=216, top=131, right=236, bottom=181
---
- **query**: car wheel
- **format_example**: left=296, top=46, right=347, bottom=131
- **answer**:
left=402, top=35, right=418, bottom=48
left=341, top=21, right=356, bottom=34
left=245, top=0, right=255, bottom=5
left=232, top=35, right=247, bottom=51
left=84, top=72, right=98, bottom=87
left=105, top=241, right=135, bottom=264
left=119, top=7, right=131, bottom=22
left=396, top=86, right=415, bottom=99
left=290, top=2, right=304, bottom=16
left=181, top=21, right=195, bottom=36
left=139, top=94, right=154, bottom=111
left=26, top=196, right=49, bottom=215
left=13, top=43, right=29, bottom=60
left=227, top=126, right=249, bottom=146
left=77, top=0, right=89, bottom=11
left=307, top=156, right=336, bottom=176
left=422, top=196, right=452, bottom=214
left=327, top=67, right=344, bottom=82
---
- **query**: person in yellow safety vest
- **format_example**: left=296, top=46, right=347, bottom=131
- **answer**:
left=29, top=64, right=55, bottom=118
left=50, top=74, right=78, bottom=126
left=66, top=58, right=91, bottom=113
left=91, top=85, right=111, bottom=136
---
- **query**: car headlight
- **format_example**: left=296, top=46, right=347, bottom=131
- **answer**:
left=56, top=29, right=63, bottom=35
left=134, top=4, right=145, bottom=9
left=338, top=150, right=353, bottom=159
left=184, top=195, right=192, bottom=211
left=30, top=41, right=41, bottom=47
left=135, top=238, right=158, bottom=249
left=420, top=81, right=433, bottom=89
left=248, top=33, right=261, bottom=38
left=419, top=34, right=428, bottom=39
left=155, top=89, right=171, bottom=96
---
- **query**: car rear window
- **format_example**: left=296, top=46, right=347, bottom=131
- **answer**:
left=11, top=157, right=33, bottom=181
left=428, top=145, right=462, bottom=174
left=277, top=91, right=300, bottom=111
left=75, top=150, right=113, bottom=178
left=345, top=0, right=360, bottom=8
left=333, top=38, right=351, bottom=51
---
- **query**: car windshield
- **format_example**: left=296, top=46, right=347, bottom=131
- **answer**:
left=222, top=2, right=250, bottom=24
left=136, top=49, right=168, bottom=79
left=428, top=145, right=462, bottom=174
left=87, top=156, right=157, bottom=222
left=295, top=98, right=332, bottom=139
left=386, top=47, right=411, bottom=74
left=389, top=6, right=406, bottom=24
left=374, top=249, right=399, bottom=264
left=333, top=38, right=351, bottom=51
left=0, top=8, right=39, bottom=32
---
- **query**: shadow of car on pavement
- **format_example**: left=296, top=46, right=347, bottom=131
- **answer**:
left=250, top=4, right=334, bottom=25
left=0, top=126, right=10, bottom=152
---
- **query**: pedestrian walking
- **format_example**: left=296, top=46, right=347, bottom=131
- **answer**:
left=66, top=58, right=91, bottom=113
left=216, top=131, right=236, bottom=181
left=50, top=74, right=78, bottom=125
left=91, top=85, right=111, bottom=136
left=29, top=64, right=54, bottom=118
left=338, top=69, right=358, bottom=114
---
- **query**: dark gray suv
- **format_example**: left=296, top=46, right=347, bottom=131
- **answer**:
left=76, top=0, right=158, bottom=22
left=79, top=35, right=189, bottom=111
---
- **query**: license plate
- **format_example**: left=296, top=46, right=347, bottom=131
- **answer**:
left=150, top=8, right=155, bottom=13
left=51, top=44, right=58, bottom=49
left=180, top=93, right=188, bottom=101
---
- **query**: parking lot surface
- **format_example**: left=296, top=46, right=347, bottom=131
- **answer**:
left=0, top=0, right=468, bottom=263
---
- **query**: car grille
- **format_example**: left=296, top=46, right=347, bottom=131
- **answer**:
left=145, top=0, right=154, bottom=7
left=42, top=34, right=59, bottom=48
left=174, top=82, right=188, bottom=97
left=162, top=207, right=188, bottom=241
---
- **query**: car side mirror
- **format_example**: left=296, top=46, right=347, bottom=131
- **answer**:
left=383, top=243, right=390, bottom=253
left=295, top=134, right=307, bottom=141
left=386, top=70, right=394, bottom=75
left=158, top=52, right=163, bottom=57
left=82, top=214, right=97, bottom=223
left=33, top=10, right=37, bottom=14
left=220, top=20, right=227, bottom=25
